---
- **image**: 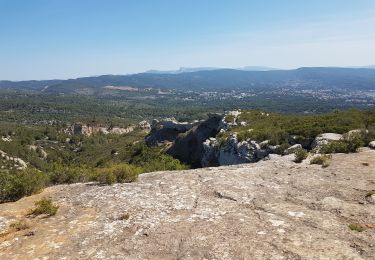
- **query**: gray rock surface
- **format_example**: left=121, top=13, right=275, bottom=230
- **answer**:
left=167, top=114, right=223, bottom=167
left=1, top=149, right=374, bottom=259
left=146, top=118, right=194, bottom=146
left=311, top=133, right=343, bottom=150
left=284, top=144, right=302, bottom=155
left=201, top=135, right=274, bottom=167
left=369, top=141, right=375, bottom=149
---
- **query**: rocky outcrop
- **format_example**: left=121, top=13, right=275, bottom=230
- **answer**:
left=288, top=135, right=313, bottom=149
left=65, top=123, right=134, bottom=136
left=145, top=118, right=193, bottom=146
left=201, top=134, right=271, bottom=167
left=138, top=120, right=151, bottom=132
left=283, top=144, right=302, bottom=155
left=1, top=149, right=374, bottom=259
left=311, top=133, right=343, bottom=150
left=167, top=114, right=223, bottom=167
left=1, top=136, right=12, bottom=142
left=0, top=150, right=27, bottom=170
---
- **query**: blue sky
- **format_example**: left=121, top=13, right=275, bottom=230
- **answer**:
left=1, top=0, right=375, bottom=80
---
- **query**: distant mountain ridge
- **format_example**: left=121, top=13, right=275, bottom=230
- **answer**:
left=1, top=67, right=375, bottom=93
left=145, top=66, right=278, bottom=74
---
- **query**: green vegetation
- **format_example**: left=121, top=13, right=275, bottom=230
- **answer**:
left=320, top=132, right=365, bottom=154
left=0, top=120, right=188, bottom=203
left=29, top=198, right=59, bottom=216
left=310, top=155, right=332, bottom=167
left=0, top=169, right=48, bottom=202
left=9, top=220, right=30, bottom=231
left=1, top=92, right=374, bottom=205
left=93, top=164, right=141, bottom=185
left=348, top=223, right=366, bottom=232
left=230, top=109, right=375, bottom=148
left=294, top=148, right=308, bottom=163
left=118, top=213, right=130, bottom=220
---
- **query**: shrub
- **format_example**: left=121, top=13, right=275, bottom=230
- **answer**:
left=320, top=133, right=364, bottom=154
left=48, top=164, right=92, bottom=184
left=9, top=220, right=30, bottom=231
left=29, top=197, right=59, bottom=216
left=0, top=169, right=49, bottom=203
left=274, top=143, right=290, bottom=155
left=130, top=145, right=188, bottom=172
left=294, top=148, right=308, bottom=163
left=320, top=141, right=350, bottom=154
left=94, top=163, right=141, bottom=185
left=348, top=223, right=366, bottom=232
left=310, top=155, right=332, bottom=167
left=118, top=213, right=130, bottom=220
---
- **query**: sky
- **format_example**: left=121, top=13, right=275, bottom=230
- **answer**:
left=1, top=0, right=375, bottom=80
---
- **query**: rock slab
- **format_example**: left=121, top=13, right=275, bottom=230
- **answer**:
left=0, top=149, right=375, bottom=259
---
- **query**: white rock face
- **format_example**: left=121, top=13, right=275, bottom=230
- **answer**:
left=0, top=149, right=27, bottom=169
left=1, top=136, right=12, bottom=142
left=218, top=136, right=259, bottom=165
left=138, top=120, right=151, bottom=131
left=369, top=141, right=375, bottom=149
left=65, top=123, right=134, bottom=136
left=201, top=134, right=271, bottom=167
left=226, top=110, right=242, bottom=117
left=311, top=133, right=343, bottom=150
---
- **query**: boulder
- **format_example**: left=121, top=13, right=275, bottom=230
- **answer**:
left=288, top=135, right=313, bottom=149
left=145, top=118, right=193, bottom=146
left=284, top=144, right=302, bottom=155
left=311, top=133, right=343, bottom=150
left=217, top=135, right=258, bottom=166
left=366, top=193, right=375, bottom=203
left=201, top=134, right=272, bottom=167
left=167, top=114, right=223, bottom=167
left=369, top=141, right=375, bottom=149
left=344, top=129, right=367, bottom=141
left=138, top=120, right=151, bottom=131
left=201, top=138, right=220, bottom=167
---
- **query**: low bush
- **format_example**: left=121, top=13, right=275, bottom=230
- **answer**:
left=274, top=143, right=290, bottom=155
left=0, top=169, right=49, bottom=203
left=130, top=144, right=188, bottom=172
left=9, top=220, right=30, bottom=231
left=118, top=213, right=130, bottom=220
left=48, top=164, right=92, bottom=184
left=94, top=163, right=141, bottom=185
left=320, top=134, right=364, bottom=154
left=310, top=155, right=332, bottom=167
left=294, top=148, right=308, bottom=163
left=29, top=197, right=59, bottom=216
left=348, top=223, right=366, bottom=232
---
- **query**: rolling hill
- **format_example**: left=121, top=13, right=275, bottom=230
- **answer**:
left=1, top=67, right=375, bottom=94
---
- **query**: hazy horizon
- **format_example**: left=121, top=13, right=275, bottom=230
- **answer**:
left=1, top=0, right=375, bottom=80
left=2, top=65, right=375, bottom=82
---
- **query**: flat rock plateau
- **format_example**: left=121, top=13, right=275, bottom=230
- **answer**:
left=1, top=149, right=374, bottom=259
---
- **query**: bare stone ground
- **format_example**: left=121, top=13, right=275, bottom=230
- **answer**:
left=0, top=149, right=374, bottom=259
